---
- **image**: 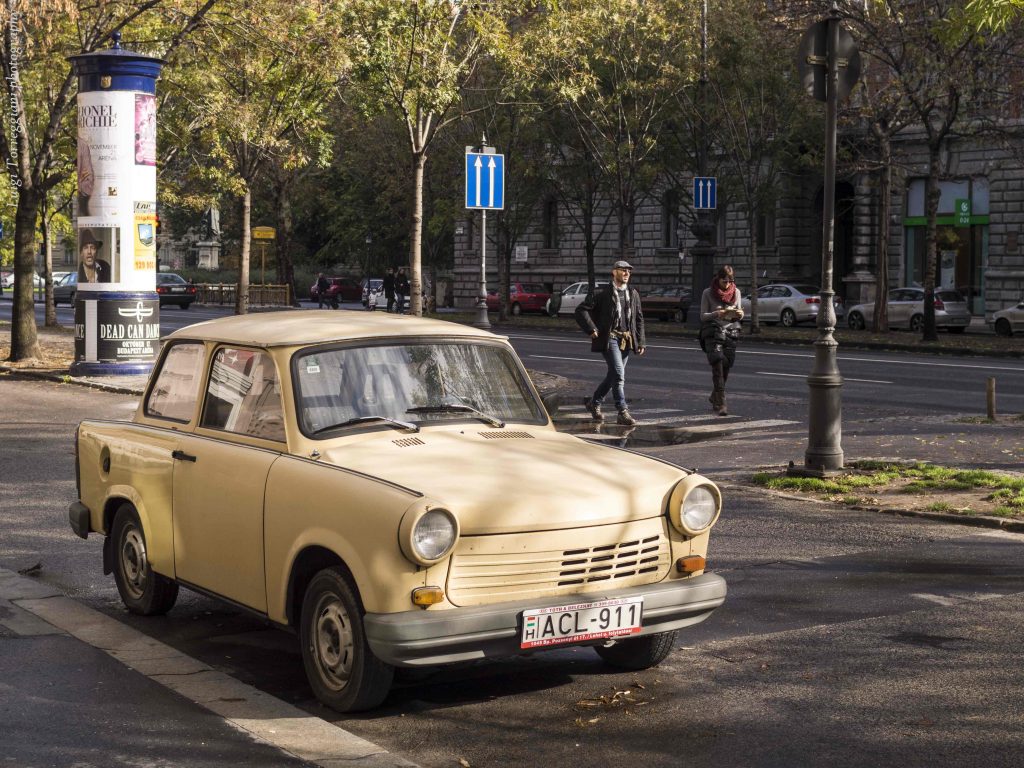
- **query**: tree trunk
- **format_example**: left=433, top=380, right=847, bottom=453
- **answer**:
left=273, top=177, right=299, bottom=307
left=872, top=131, right=891, bottom=333
left=748, top=203, right=760, bottom=335
left=584, top=207, right=596, bottom=290
left=922, top=142, right=941, bottom=342
left=497, top=219, right=509, bottom=322
left=235, top=185, right=251, bottom=315
left=9, top=188, right=42, bottom=361
left=409, top=150, right=426, bottom=317
left=42, top=217, right=57, bottom=327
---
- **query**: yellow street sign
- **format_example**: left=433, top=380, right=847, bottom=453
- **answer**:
left=252, top=226, right=276, bottom=240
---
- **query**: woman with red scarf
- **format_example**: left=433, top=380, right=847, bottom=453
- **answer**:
left=699, top=265, right=743, bottom=416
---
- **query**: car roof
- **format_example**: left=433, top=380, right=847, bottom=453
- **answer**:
left=165, top=310, right=504, bottom=347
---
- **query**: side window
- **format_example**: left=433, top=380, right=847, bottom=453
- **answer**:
left=200, top=347, right=285, bottom=442
left=145, top=343, right=205, bottom=422
left=777, top=287, right=792, bottom=297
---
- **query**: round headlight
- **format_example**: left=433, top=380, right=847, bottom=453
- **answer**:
left=681, top=485, right=718, bottom=533
left=411, top=509, right=457, bottom=562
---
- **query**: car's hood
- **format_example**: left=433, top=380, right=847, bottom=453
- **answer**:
left=322, top=427, right=687, bottom=535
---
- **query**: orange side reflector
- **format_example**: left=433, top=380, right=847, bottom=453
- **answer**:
left=676, top=556, right=706, bottom=574
left=412, top=586, right=445, bottom=607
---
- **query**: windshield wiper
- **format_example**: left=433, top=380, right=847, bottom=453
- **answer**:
left=406, top=405, right=505, bottom=428
left=311, top=416, right=419, bottom=436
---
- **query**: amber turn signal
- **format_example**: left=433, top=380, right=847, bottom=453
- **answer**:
left=411, top=586, right=445, bottom=607
left=675, top=556, right=706, bottom=574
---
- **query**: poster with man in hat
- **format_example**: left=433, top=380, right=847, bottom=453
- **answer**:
left=78, top=229, right=113, bottom=283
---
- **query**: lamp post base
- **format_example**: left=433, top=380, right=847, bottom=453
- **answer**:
left=472, top=300, right=491, bottom=329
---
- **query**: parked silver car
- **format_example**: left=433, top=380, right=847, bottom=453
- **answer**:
left=53, top=271, right=78, bottom=306
left=847, top=287, right=971, bottom=333
left=991, top=299, right=1024, bottom=337
left=546, top=280, right=608, bottom=316
left=740, top=283, right=846, bottom=327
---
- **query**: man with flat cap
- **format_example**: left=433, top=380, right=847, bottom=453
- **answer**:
left=78, top=230, right=112, bottom=283
left=575, top=259, right=646, bottom=426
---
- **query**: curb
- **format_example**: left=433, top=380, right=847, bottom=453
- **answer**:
left=0, top=365, right=146, bottom=395
left=729, top=482, right=1024, bottom=534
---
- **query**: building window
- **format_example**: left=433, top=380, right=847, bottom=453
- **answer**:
left=756, top=211, right=775, bottom=247
left=543, top=198, right=559, bottom=249
left=661, top=189, right=680, bottom=248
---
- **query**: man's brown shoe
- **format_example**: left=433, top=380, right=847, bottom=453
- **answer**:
left=584, top=397, right=604, bottom=422
left=617, top=410, right=636, bottom=426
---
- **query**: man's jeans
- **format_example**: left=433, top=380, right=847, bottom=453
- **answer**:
left=593, top=340, right=630, bottom=411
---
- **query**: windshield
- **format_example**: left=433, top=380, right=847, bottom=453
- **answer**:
left=293, top=341, right=547, bottom=437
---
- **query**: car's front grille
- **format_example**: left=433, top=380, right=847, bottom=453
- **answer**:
left=446, top=519, right=671, bottom=606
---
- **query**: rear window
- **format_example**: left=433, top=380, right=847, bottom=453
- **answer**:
left=937, top=290, right=965, bottom=302
left=145, top=343, right=205, bottom=422
left=158, top=273, right=187, bottom=285
left=521, top=284, right=545, bottom=293
left=793, top=285, right=820, bottom=295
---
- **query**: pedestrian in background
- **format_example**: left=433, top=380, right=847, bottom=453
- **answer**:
left=383, top=267, right=396, bottom=313
left=315, top=272, right=329, bottom=309
left=699, top=265, right=743, bottom=416
left=394, top=267, right=410, bottom=314
left=575, top=260, right=645, bottom=426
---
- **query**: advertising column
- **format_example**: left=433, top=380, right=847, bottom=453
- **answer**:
left=69, top=34, right=164, bottom=376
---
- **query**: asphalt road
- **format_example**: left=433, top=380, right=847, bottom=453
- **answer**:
left=2, top=377, right=1024, bottom=767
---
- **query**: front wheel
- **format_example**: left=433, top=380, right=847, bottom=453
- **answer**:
left=780, top=308, right=797, bottom=327
left=910, top=314, right=924, bottom=333
left=672, top=308, right=685, bottom=323
left=995, top=318, right=1012, bottom=337
left=511, top=302, right=522, bottom=316
left=111, top=504, right=178, bottom=615
left=594, top=630, right=677, bottom=670
left=300, top=568, right=394, bottom=712
left=847, top=312, right=865, bottom=331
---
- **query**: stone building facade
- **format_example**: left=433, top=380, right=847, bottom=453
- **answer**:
left=453, top=125, right=1024, bottom=322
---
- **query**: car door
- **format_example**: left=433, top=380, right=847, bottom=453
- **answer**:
left=171, top=345, right=286, bottom=612
left=754, top=285, right=776, bottom=321
left=886, top=289, right=909, bottom=327
left=561, top=283, right=583, bottom=314
left=1014, top=303, right=1024, bottom=333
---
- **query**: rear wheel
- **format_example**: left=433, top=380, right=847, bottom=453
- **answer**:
left=300, top=567, right=394, bottom=712
left=910, top=314, right=924, bottom=333
left=672, top=308, right=685, bottom=323
left=781, top=308, right=797, bottom=327
left=111, top=504, right=178, bottom=616
left=594, top=630, right=677, bottom=670
left=995, top=318, right=1012, bottom=337
left=847, top=312, right=865, bottom=331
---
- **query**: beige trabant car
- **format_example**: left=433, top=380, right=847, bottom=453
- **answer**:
left=69, top=311, right=727, bottom=712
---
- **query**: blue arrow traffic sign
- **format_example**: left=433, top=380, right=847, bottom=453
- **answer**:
left=693, top=176, right=717, bottom=210
left=465, top=152, right=505, bottom=210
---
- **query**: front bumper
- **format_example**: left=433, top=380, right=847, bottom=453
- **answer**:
left=69, top=501, right=91, bottom=539
left=364, top=573, right=726, bottom=667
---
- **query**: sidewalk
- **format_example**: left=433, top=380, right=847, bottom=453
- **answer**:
left=0, top=566, right=416, bottom=767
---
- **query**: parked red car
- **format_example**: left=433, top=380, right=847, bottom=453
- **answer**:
left=486, top=282, right=551, bottom=315
left=310, top=276, right=363, bottom=307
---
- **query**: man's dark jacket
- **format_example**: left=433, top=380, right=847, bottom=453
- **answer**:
left=383, top=273, right=395, bottom=298
left=394, top=273, right=410, bottom=296
left=575, top=283, right=645, bottom=352
left=78, top=259, right=112, bottom=283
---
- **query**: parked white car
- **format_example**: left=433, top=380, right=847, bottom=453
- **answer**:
left=847, top=287, right=971, bottom=333
left=546, top=280, right=608, bottom=316
left=740, top=283, right=846, bottom=327
left=991, top=299, right=1024, bottom=337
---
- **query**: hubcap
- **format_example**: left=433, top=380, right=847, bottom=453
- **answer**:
left=120, top=527, right=148, bottom=599
left=312, top=595, right=355, bottom=690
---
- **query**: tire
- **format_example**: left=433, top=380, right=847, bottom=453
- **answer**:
left=848, top=312, right=865, bottom=331
left=594, top=630, right=677, bottom=671
left=946, top=326, right=966, bottom=334
left=511, top=302, right=522, bottom=316
left=111, top=504, right=178, bottom=616
left=995, top=318, right=1012, bottom=337
left=910, top=314, right=924, bottom=333
left=300, top=567, right=394, bottom=713
left=672, top=308, right=685, bottom=323
left=181, top=302, right=191, bottom=310
left=781, top=308, right=797, bottom=327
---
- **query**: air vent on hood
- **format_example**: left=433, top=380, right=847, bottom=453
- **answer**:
left=478, top=431, right=534, bottom=440
left=392, top=437, right=425, bottom=447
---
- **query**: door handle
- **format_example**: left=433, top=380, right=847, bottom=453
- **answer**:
left=171, top=449, right=197, bottom=463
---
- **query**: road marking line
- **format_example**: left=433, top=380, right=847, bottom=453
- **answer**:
left=529, top=354, right=604, bottom=363
left=508, top=333, right=1024, bottom=373
left=756, top=371, right=893, bottom=384
left=0, top=567, right=416, bottom=768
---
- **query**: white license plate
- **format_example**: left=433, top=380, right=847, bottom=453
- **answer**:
left=520, top=597, right=643, bottom=649
left=169, top=286, right=184, bottom=293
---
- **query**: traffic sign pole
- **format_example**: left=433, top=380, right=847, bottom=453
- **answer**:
left=466, top=137, right=504, bottom=329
